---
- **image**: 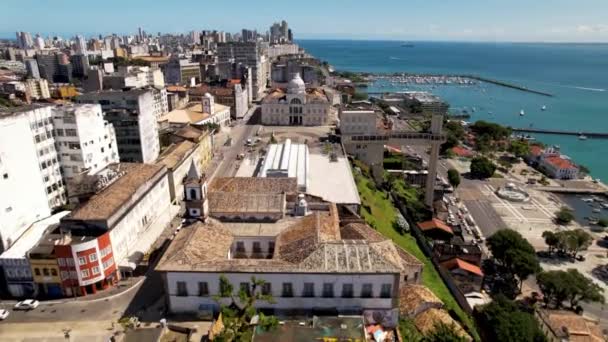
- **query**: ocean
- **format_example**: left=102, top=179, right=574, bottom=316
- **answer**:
left=298, top=40, right=608, bottom=180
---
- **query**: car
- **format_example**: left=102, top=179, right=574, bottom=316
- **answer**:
left=14, top=299, right=39, bottom=310
left=0, top=309, right=9, bottom=320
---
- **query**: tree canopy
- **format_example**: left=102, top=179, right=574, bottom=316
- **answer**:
left=447, top=168, right=461, bottom=188
left=470, top=121, right=512, bottom=140
left=486, top=229, right=540, bottom=292
left=470, top=157, right=497, bottom=179
left=537, top=269, right=604, bottom=309
left=554, top=207, right=575, bottom=225
left=509, top=140, right=531, bottom=158
left=477, top=295, right=547, bottom=342
left=542, top=229, right=593, bottom=258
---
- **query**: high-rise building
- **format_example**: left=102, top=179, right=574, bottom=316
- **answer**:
left=34, top=35, right=45, bottom=50
left=162, top=57, right=201, bottom=85
left=16, top=31, right=34, bottom=49
left=0, top=106, right=55, bottom=252
left=36, top=53, right=72, bottom=83
left=75, top=89, right=161, bottom=163
left=75, top=35, right=87, bottom=54
left=70, top=54, right=90, bottom=78
left=51, top=103, right=119, bottom=181
left=25, top=59, right=40, bottom=79
left=217, top=42, right=268, bottom=100
left=24, top=79, right=51, bottom=100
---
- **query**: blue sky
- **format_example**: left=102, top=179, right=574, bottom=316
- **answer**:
left=2, top=0, right=608, bottom=42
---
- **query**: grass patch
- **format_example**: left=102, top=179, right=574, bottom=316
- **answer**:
left=354, top=173, right=480, bottom=341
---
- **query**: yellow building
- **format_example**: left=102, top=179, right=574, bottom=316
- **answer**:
left=29, top=249, right=63, bottom=298
left=168, top=125, right=214, bottom=173
left=55, top=85, right=79, bottom=99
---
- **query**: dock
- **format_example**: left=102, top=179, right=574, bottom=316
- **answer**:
left=512, top=128, right=608, bottom=139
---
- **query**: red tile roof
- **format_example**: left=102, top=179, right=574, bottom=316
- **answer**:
left=451, top=146, right=473, bottom=157
left=529, top=145, right=543, bottom=156
left=417, top=219, right=454, bottom=235
left=440, top=258, right=484, bottom=277
left=544, top=156, right=577, bottom=170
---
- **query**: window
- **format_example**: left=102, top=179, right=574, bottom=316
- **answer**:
left=81, top=269, right=89, bottom=277
left=177, top=281, right=188, bottom=296
left=57, top=258, right=65, bottom=266
left=70, top=271, right=77, bottom=279
left=92, top=266, right=100, bottom=275
left=67, top=258, right=74, bottom=266
left=262, top=283, right=272, bottom=296
left=342, top=283, right=354, bottom=298
left=51, top=269, right=57, bottom=276
left=252, top=242, right=261, bottom=254
left=60, top=271, right=69, bottom=280
left=403, top=275, right=408, bottom=282
left=236, top=241, right=245, bottom=253
left=240, top=282, right=250, bottom=296
left=78, top=257, right=86, bottom=265
left=268, top=241, right=275, bottom=254
left=361, top=284, right=373, bottom=298
left=198, top=282, right=209, bottom=296
left=322, top=283, right=334, bottom=298
left=282, top=283, right=293, bottom=297
left=89, top=254, right=97, bottom=262
left=34, top=268, right=41, bottom=276
left=303, top=282, right=315, bottom=297
left=380, top=284, right=392, bottom=298
left=2, top=173, right=7, bottom=179
left=43, top=268, right=50, bottom=276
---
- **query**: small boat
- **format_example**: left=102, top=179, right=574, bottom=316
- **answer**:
left=589, top=218, right=599, bottom=225
left=582, top=198, right=594, bottom=203
left=519, top=109, right=525, bottom=116
left=601, top=202, right=608, bottom=209
left=578, top=134, right=588, bottom=140
left=592, top=208, right=601, bottom=213
left=541, top=105, right=547, bottom=111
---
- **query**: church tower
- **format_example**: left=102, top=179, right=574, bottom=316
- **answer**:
left=183, top=162, right=208, bottom=220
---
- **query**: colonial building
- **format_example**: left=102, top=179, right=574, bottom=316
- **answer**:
left=157, top=203, right=423, bottom=316
left=261, top=73, right=331, bottom=126
left=158, top=94, right=231, bottom=128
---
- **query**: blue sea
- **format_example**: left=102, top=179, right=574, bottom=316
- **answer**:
left=298, top=40, right=608, bottom=180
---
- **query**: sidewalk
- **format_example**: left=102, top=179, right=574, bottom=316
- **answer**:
left=0, top=320, right=116, bottom=341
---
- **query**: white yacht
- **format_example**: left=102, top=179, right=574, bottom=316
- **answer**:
left=578, top=134, right=588, bottom=140
left=519, top=109, right=525, bottom=116
left=541, top=105, right=547, bottom=111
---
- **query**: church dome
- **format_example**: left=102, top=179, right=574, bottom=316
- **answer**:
left=287, top=73, right=306, bottom=94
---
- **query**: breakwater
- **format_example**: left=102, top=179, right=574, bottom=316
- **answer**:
left=512, top=128, right=608, bottom=139
left=464, top=75, right=554, bottom=97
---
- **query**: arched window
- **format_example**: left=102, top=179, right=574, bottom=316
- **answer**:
left=189, top=188, right=198, bottom=199
left=290, top=98, right=302, bottom=105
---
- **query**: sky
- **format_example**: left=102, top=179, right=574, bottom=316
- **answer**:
left=2, top=0, right=608, bottom=42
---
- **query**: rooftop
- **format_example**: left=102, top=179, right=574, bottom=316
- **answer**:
left=440, top=258, right=484, bottom=277
left=260, top=139, right=309, bottom=191
left=171, top=125, right=210, bottom=141
left=537, top=309, right=604, bottom=342
left=398, top=284, right=443, bottom=316
left=417, top=219, right=454, bottom=235
left=210, top=177, right=297, bottom=194
left=157, top=140, right=197, bottom=170
left=0, top=212, right=70, bottom=259
left=159, top=103, right=229, bottom=124
left=262, top=87, right=329, bottom=104
left=67, top=163, right=166, bottom=222
left=414, top=308, right=471, bottom=341
left=543, top=155, right=578, bottom=170
left=156, top=204, right=421, bottom=274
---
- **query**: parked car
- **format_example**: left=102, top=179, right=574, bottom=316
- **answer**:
left=0, top=309, right=9, bottom=320
left=14, top=299, right=39, bottom=310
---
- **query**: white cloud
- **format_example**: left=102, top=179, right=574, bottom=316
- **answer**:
left=576, top=24, right=608, bottom=33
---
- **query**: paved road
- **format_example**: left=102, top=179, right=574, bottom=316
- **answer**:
left=211, top=105, right=260, bottom=178
left=459, top=179, right=508, bottom=237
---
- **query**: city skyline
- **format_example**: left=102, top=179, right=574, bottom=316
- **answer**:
left=2, top=0, right=608, bottom=42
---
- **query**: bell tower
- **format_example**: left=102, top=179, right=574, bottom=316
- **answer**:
left=183, top=162, right=208, bottom=220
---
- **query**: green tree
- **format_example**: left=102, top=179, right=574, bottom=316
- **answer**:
left=351, top=92, right=368, bottom=101
left=598, top=218, right=608, bottom=227
left=470, top=121, right=512, bottom=140
left=542, top=231, right=560, bottom=253
left=487, top=229, right=540, bottom=292
left=445, top=121, right=466, bottom=140
left=554, top=207, right=575, bottom=225
left=447, top=168, right=461, bottom=188
left=477, top=295, right=547, bottom=342
left=213, top=275, right=278, bottom=341
left=440, top=135, right=459, bottom=155
left=470, top=157, right=497, bottom=179
left=578, top=164, right=591, bottom=175
left=424, top=322, right=469, bottom=342
left=509, top=140, right=531, bottom=158
left=537, top=269, right=604, bottom=309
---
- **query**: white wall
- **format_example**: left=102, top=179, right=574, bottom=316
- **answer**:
left=137, top=92, right=161, bottom=163
left=165, top=272, right=397, bottom=313
left=0, top=114, right=52, bottom=250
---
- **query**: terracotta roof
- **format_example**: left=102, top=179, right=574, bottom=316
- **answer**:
left=261, top=88, right=330, bottom=104
left=414, top=308, right=472, bottom=341
left=537, top=309, right=604, bottom=342
left=398, top=284, right=443, bottom=317
left=440, top=258, right=484, bottom=277
left=451, top=146, right=473, bottom=157
left=157, top=141, right=196, bottom=170
left=210, top=177, right=297, bottom=194
left=134, top=56, right=170, bottom=63
left=543, top=156, right=577, bottom=170
left=417, top=219, right=454, bottom=235
left=166, top=85, right=188, bottom=92
left=68, top=163, right=166, bottom=221
left=340, top=223, right=386, bottom=242
left=171, top=125, right=208, bottom=141
left=529, top=145, right=543, bottom=156
left=209, top=192, right=284, bottom=214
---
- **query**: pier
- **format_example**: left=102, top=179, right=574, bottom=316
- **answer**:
left=512, top=128, right=608, bottom=139
left=464, top=75, right=554, bottom=97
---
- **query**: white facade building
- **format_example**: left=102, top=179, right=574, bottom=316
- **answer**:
left=25, top=78, right=51, bottom=100
left=339, top=109, right=378, bottom=135
left=159, top=94, right=231, bottom=128
left=157, top=206, right=423, bottom=315
left=51, top=104, right=119, bottom=179
left=261, top=73, right=331, bottom=126
left=61, top=163, right=174, bottom=276
left=76, top=89, right=161, bottom=163
left=104, top=66, right=165, bottom=91
left=0, top=108, right=56, bottom=251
